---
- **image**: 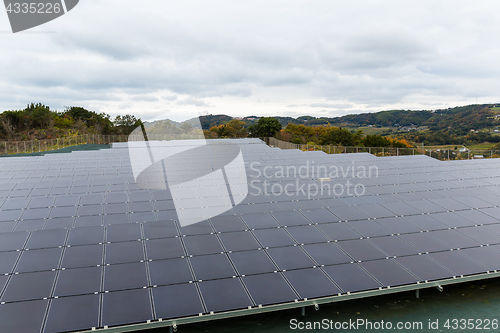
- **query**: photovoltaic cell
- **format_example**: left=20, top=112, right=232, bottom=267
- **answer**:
left=0, top=251, right=20, bottom=274
left=322, top=263, right=381, bottom=293
left=337, top=239, right=386, bottom=261
left=242, top=273, right=297, bottom=305
left=356, top=204, right=395, bottom=219
left=302, top=242, right=352, bottom=266
left=0, top=139, right=500, bottom=332
left=145, top=238, right=184, bottom=260
left=402, top=215, right=447, bottom=231
left=67, top=226, right=104, bottom=246
left=316, top=222, right=360, bottom=241
left=105, top=241, right=144, bottom=264
left=106, top=223, right=142, bottom=242
left=300, top=208, right=337, bottom=223
left=457, top=226, right=500, bottom=245
left=26, top=229, right=67, bottom=249
left=241, top=213, right=280, bottom=229
left=210, top=215, right=247, bottom=232
left=102, top=288, right=152, bottom=327
left=285, top=225, right=329, bottom=244
left=429, top=251, right=487, bottom=276
left=104, top=262, right=148, bottom=291
left=369, top=236, right=419, bottom=257
left=284, top=268, right=341, bottom=299
left=375, top=217, right=420, bottom=234
left=15, top=247, right=63, bottom=273
left=360, top=259, right=418, bottom=287
left=0, top=231, right=28, bottom=251
left=460, top=247, right=500, bottom=271
left=183, top=234, right=223, bottom=255
left=266, top=246, right=316, bottom=270
left=1, top=270, right=56, bottom=302
left=55, top=266, right=102, bottom=296
left=228, top=250, right=277, bottom=275
left=198, top=278, right=252, bottom=312
left=219, top=231, right=261, bottom=251
left=328, top=206, right=367, bottom=221
left=429, top=212, right=475, bottom=227
left=45, top=294, right=100, bottom=333
left=153, top=283, right=204, bottom=319
left=0, top=299, right=48, bottom=333
left=271, top=211, right=310, bottom=226
left=454, top=210, right=499, bottom=225
left=346, top=220, right=390, bottom=238
left=62, top=244, right=103, bottom=268
left=252, top=228, right=295, bottom=248
left=143, top=220, right=178, bottom=239
left=190, top=253, right=236, bottom=280
left=428, top=229, right=480, bottom=249
left=395, top=254, right=453, bottom=281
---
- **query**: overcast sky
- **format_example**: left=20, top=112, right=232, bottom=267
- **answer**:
left=1, top=0, right=500, bottom=121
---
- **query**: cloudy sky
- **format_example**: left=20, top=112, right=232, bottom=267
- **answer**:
left=1, top=0, right=500, bottom=121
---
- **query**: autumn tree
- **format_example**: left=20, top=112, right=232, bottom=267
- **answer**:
left=248, top=117, right=282, bottom=137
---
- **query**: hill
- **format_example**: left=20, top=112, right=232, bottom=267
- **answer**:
left=196, top=104, right=500, bottom=145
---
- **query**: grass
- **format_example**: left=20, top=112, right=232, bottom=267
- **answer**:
left=424, top=144, right=464, bottom=150
left=345, top=126, right=393, bottom=135
left=466, top=142, right=497, bottom=149
left=491, top=106, right=500, bottom=112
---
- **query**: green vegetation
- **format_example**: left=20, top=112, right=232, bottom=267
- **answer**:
left=468, top=142, right=498, bottom=149
left=345, top=126, right=392, bottom=135
left=278, top=124, right=412, bottom=148
left=4, top=102, right=500, bottom=149
left=0, top=103, right=143, bottom=141
left=248, top=117, right=282, bottom=137
left=199, top=104, right=500, bottom=146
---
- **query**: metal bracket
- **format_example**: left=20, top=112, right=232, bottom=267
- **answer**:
left=314, top=304, right=319, bottom=311
left=301, top=307, right=305, bottom=317
left=415, top=289, right=420, bottom=299
left=169, top=324, right=177, bottom=333
left=435, top=285, right=443, bottom=292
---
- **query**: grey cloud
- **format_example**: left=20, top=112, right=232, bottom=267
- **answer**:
left=162, top=95, right=178, bottom=101
left=1, top=0, right=500, bottom=116
left=176, top=97, right=212, bottom=107
left=309, top=103, right=354, bottom=109
left=131, top=95, right=159, bottom=102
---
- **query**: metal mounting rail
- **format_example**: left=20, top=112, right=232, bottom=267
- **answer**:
left=81, top=270, right=500, bottom=333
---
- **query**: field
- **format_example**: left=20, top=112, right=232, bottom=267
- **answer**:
left=424, top=144, right=465, bottom=150
left=346, top=126, right=393, bottom=135
left=466, top=142, right=497, bottom=150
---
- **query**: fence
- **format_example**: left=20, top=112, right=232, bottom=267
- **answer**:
left=264, top=137, right=500, bottom=161
left=0, top=134, right=128, bottom=156
left=1, top=135, right=499, bottom=161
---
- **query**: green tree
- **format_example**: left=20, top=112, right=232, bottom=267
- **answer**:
left=180, top=122, right=193, bottom=133
left=114, top=114, right=143, bottom=135
left=362, top=134, right=391, bottom=147
left=224, top=119, right=247, bottom=137
left=321, top=127, right=359, bottom=146
left=248, top=117, right=282, bottom=137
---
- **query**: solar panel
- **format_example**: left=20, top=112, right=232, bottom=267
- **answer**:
left=0, top=138, right=499, bottom=332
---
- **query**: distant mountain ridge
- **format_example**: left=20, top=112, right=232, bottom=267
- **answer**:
left=189, top=104, right=500, bottom=133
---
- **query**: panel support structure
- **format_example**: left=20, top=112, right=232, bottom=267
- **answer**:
left=80, top=271, right=500, bottom=333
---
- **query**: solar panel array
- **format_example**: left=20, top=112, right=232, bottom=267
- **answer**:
left=0, top=138, right=500, bottom=332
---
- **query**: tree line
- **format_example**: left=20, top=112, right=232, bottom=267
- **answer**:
left=0, top=103, right=143, bottom=141
left=204, top=117, right=413, bottom=148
